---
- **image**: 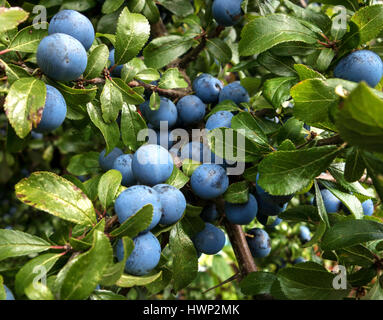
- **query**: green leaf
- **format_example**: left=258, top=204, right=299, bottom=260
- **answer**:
left=98, top=170, right=122, bottom=210
left=47, top=80, right=97, bottom=107
left=24, top=282, right=54, bottom=300
left=279, top=205, right=320, bottom=224
left=121, top=58, right=146, bottom=83
left=205, top=100, right=241, bottom=119
left=240, top=77, right=261, bottom=96
left=258, top=146, right=342, bottom=195
left=185, top=203, right=203, bottom=218
left=157, top=0, right=193, bottom=17
left=165, top=165, right=189, bottom=189
left=158, top=68, right=188, bottom=89
left=90, top=290, right=126, bottom=300
left=279, top=139, right=296, bottom=151
left=95, top=32, right=116, bottom=46
left=83, top=175, right=102, bottom=201
left=115, top=8, right=150, bottom=65
left=337, top=245, right=376, bottom=268
left=344, top=147, right=365, bottom=182
left=0, top=229, right=51, bottom=261
left=146, top=265, right=173, bottom=295
left=239, top=14, right=318, bottom=56
left=143, top=35, right=194, bottom=69
left=170, top=222, right=198, bottom=291
left=83, top=44, right=109, bottom=79
left=208, top=127, right=268, bottom=163
left=263, top=76, right=297, bottom=108
left=60, top=0, right=97, bottom=11
left=302, top=220, right=327, bottom=248
left=362, top=152, right=383, bottom=201
left=311, top=0, right=358, bottom=11
left=270, top=41, right=316, bottom=57
left=316, top=47, right=335, bottom=72
left=8, top=23, right=48, bottom=53
left=211, top=255, right=233, bottom=281
left=100, top=79, right=123, bottom=123
left=67, top=152, right=100, bottom=176
left=224, top=181, right=249, bottom=204
left=15, top=253, right=62, bottom=296
left=15, top=171, right=97, bottom=226
left=100, top=236, right=134, bottom=286
left=0, top=7, right=28, bottom=32
left=56, top=231, right=113, bottom=300
left=142, top=0, right=160, bottom=23
left=322, top=220, right=383, bottom=251
left=328, top=163, right=374, bottom=198
left=347, top=5, right=383, bottom=47
left=294, top=64, right=325, bottom=81
left=87, top=102, right=120, bottom=155
left=277, top=262, right=349, bottom=300
left=0, top=276, right=5, bottom=300
left=2, top=59, right=31, bottom=85
left=314, top=180, right=330, bottom=227
left=110, top=204, right=153, bottom=238
left=240, top=272, right=277, bottom=296
left=136, top=68, right=160, bottom=82
left=284, top=0, right=331, bottom=33
left=4, top=78, right=46, bottom=139
left=257, top=51, right=297, bottom=77
left=102, top=0, right=124, bottom=14
left=277, top=118, right=304, bottom=145
left=121, top=103, right=147, bottom=151
left=362, top=276, right=383, bottom=300
left=128, top=0, right=146, bottom=13
left=349, top=267, right=376, bottom=287
left=149, top=91, right=161, bottom=111
left=116, top=270, right=162, bottom=287
left=111, top=78, right=145, bottom=105
left=336, top=82, right=383, bottom=153
left=291, top=79, right=338, bottom=129
left=206, top=38, right=232, bottom=64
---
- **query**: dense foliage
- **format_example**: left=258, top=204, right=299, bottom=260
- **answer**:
left=1, top=0, right=383, bottom=301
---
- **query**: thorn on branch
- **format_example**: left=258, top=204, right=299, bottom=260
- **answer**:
left=202, top=273, right=241, bottom=294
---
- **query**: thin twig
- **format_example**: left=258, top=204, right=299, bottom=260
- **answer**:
left=129, top=80, right=191, bottom=99
left=316, top=134, right=344, bottom=146
left=202, top=273, right=240, bottom=294
left=169, top=26, right=225, bottom=70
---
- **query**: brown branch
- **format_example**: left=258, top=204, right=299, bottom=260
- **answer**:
left=317, top=172, right=373, bottom=185
left=215, top=199, right=257, bottom=277
left=9, top=60, right=35, bottom=75
left=105, top=215, right=118, bottom=232
left=83, top=78, right=190, bottom=99
left=316, top=134, right=344, bottom=146
left=129, top=80, right=191, bottom=99
left=151, top=19, right=168, bottom=38
left=223, top=220, right=257, bottom=277
left=252, top=108, right=274, bottom=118
left=169, top=26, right=225, bottom=70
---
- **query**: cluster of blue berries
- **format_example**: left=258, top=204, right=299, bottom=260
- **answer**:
left=35, top=9, right=96, bottom=133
